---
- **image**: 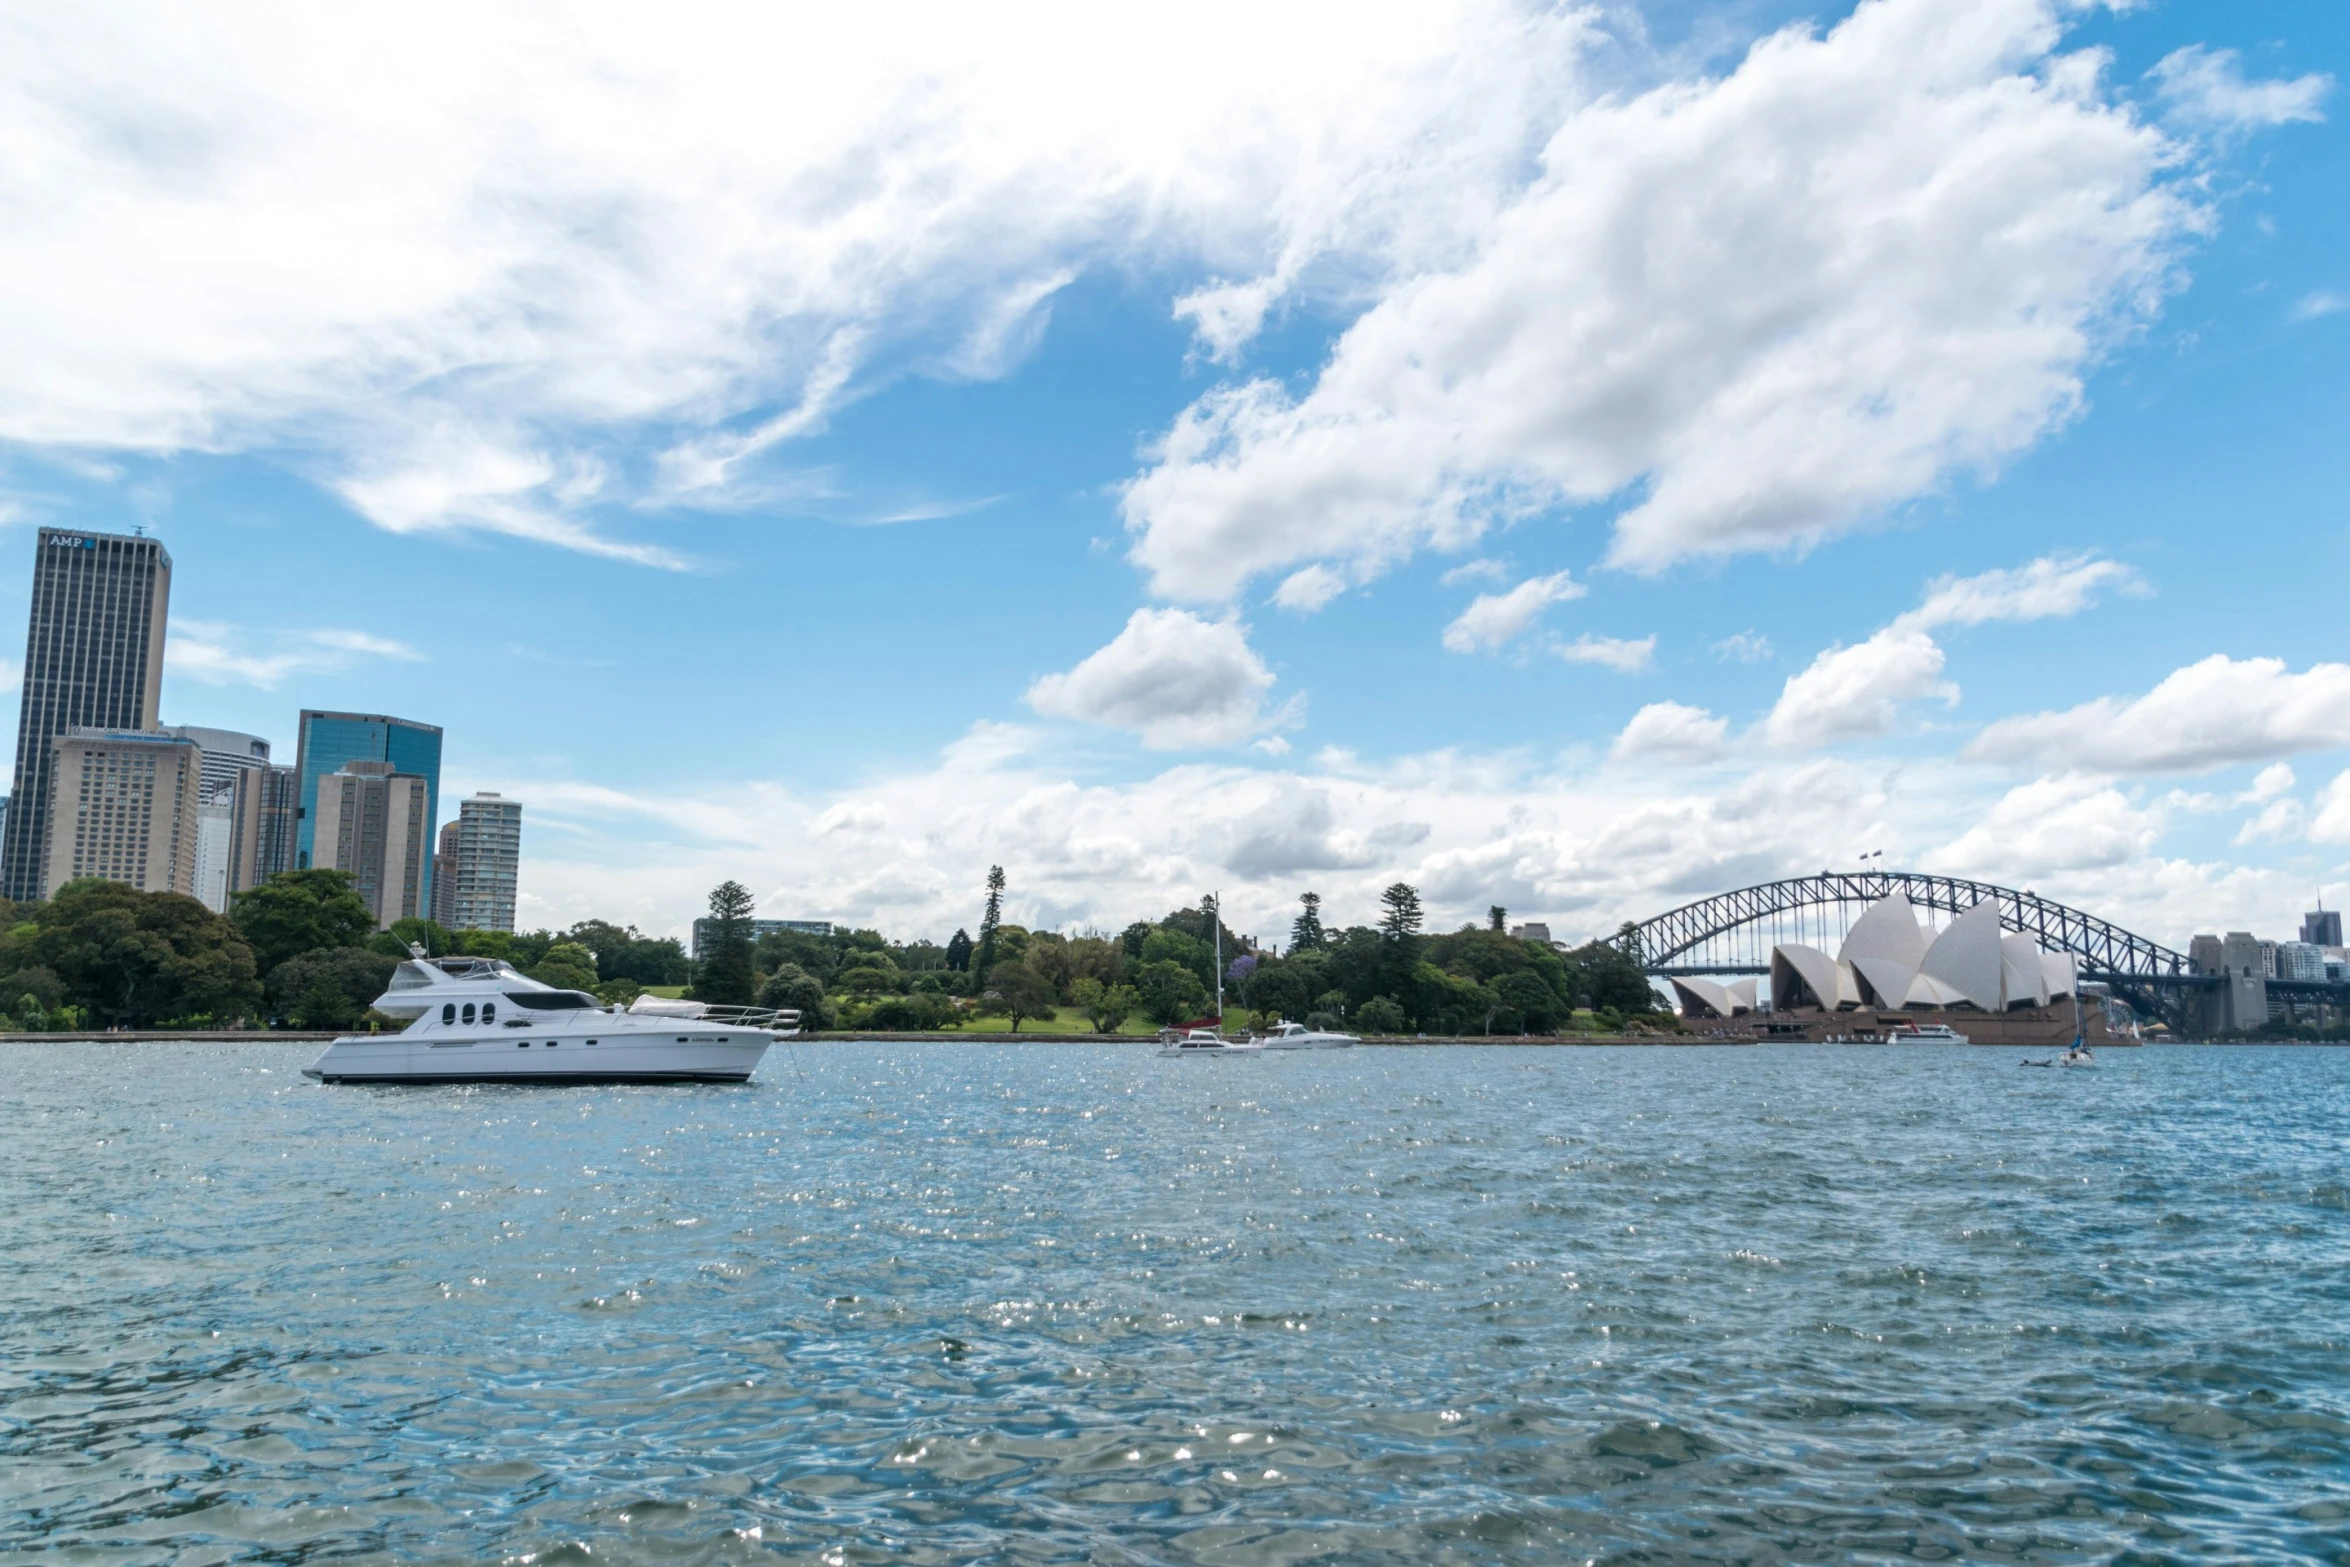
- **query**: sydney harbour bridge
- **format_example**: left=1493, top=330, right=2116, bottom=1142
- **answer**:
left=1607, top=870, right=2296, bottom=1032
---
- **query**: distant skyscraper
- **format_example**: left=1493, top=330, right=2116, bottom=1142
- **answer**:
left=193, top=791, right=235, bottom=912
left=3, top=528, right=172, bottom=901
left=431, top=820, right=460, bottom=929
left=442, top=793, right=522, bottom=932
left=310, top=760, right=430, bottom=928
left=692, top=917, right=831, bottom=959
left=292, top=711, right=442, bottom=905
left=2302, top=907, right=2342, bottom=948
left=160, top=725, right=272, bottom=798
left=226, top=764, right=299, bottom=896
left=41, top=728, right=203, bottom=898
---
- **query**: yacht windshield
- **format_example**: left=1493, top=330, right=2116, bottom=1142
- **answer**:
left=504, top=990, right=598, bottom=1010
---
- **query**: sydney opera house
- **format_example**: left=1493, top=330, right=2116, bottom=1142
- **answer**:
left=1669, top=893, right=2102, bottom=1044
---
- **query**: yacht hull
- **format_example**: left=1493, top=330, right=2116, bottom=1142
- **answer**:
left=304, top=1028, right=773, bottom=1085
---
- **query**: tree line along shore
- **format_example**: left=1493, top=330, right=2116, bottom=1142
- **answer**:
left=0, top=868, right=1676, bottom=1038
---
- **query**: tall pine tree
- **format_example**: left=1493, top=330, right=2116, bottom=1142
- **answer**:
left=1290, top=891, right=1326, bottom=951
left=973, top=865, right=1006, bottom=978
left=1377, top=882, right=1423, bottom=941
left=697, top=880, right=757, bottom=1006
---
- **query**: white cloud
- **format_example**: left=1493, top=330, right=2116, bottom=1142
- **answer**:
left=1272, top=565, right=1347, bottom=613
left=1439, top=558, right=1509, bottom=587
left=1123, top=0, right=2197, bottom=598
left=1925, top=773, right=2162, bottom=878
left=1024, top=608, right=1278, bottom=749
left=1968, top=656, right=2350, bottom=773
left=2295, top=291, right=2348, bottom=322
left=480, top=732, right=2299, bottom=957
left=2149, top=45, right=2330, bottom=136
left=165, top=620, right=424, bottom=689
left=1713, top=631, right=1773, bottom=664
left=0, top=1, right=1589, bottom=560
left=1553, top=633, right=1655, bottom=674
left=1440, top=570, right=1584, bottom=653
left=1898, top=552, right=2141, bottom=632
left=1763, top=628, right=1953, bottom=749
left=1757, top=552, right=2132, bottom=750
left=2240, top=763, right=2295, bottom=805
left=1613, top=701, right=1729, bottom=763
left=2234, top=797, right=2304, bottom=846
left=2313, top=770, right=2350, bottom=846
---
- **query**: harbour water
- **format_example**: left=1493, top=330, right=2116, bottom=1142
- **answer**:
left=3, top=1042, right=2345, bottom=1564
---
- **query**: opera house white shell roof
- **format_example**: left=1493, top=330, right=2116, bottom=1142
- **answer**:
left=1680, top=892, right=2078, bottom=1017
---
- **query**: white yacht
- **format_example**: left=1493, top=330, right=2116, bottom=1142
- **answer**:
left=302, top=957, right=794, bottom=1085
left=1254, top=1020, right=1359, bottom=1049
left=1885, top=1022, right=1969, bottom=1044
left=1157, top=1027, right=1261, bottom=1057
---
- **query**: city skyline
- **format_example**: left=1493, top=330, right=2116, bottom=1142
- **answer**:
left=0, top=1, right=2344, bottom=949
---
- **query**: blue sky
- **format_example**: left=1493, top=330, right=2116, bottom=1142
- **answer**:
left=0, top=0, right=2343, bottom=948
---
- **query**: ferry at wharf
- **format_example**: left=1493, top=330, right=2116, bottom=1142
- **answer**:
left=304, top=956, right=796, bottom=1084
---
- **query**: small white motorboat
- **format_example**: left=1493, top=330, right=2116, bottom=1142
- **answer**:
left=1886, top=1023, right=1970, bottom=1044
left=303, top=957, right=793, bottom=1084
left=1157, top=1027, right=1261, bottom=1057
left=1253, top=1020, right=1359, bottom=1049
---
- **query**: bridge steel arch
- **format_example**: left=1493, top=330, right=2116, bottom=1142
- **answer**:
left=1619, top=871, right=2201, bottom=1026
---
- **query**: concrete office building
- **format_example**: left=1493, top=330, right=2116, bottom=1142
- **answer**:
left=292, top=711, right=442, bottom=908
left=2302, top=907, right=2343, bottom=948
left=193, top=790, right=236, bottom=912
left=41, top=728, right=203, bottom=898
left=311, top=761, right=430, bottom=928
left=3, top=529, right=172, bottom=901
left=434, top=793, right=522, bottom=933
left=160, top=726, right=272, bottom=800
left=2189, top=932, right=2270, bottom=1034
left=226, top=764, right=299, bottom=895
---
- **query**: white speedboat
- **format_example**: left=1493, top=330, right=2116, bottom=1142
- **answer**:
left=1254, top=1020, right=1358, bottom=1049
left=1157, top=1027, right=1261, bottom=1057
left=1886, top=1022, right=1969, bottom=1044
left=302, top=957, right=792, bottom=1084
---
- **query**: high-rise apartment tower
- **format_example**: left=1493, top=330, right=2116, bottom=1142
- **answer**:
left=41, top=728, right=203, bottom=898
left=2, top=529, right=172, bottom=901
left=311, top=760, right=430, bottom=928
left=439, top=792, right=522, bottom=932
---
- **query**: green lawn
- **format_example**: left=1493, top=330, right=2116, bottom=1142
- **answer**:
left=944, top=1004, right=1164, bottom=1035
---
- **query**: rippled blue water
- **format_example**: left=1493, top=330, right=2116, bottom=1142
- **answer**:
left=3, top=1041, right=2347, bottom=1565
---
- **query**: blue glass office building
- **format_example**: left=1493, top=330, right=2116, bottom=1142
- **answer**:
left=292, top=711, right=443, bottom=906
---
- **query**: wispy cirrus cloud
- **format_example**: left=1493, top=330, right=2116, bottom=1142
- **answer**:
left=166, top=620, right=425, bottom=689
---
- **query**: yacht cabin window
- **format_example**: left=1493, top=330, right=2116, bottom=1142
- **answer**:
left=482, top=1002, right=496, bottom=1023
left=442, top=1004, right=455, bottom=1025
left=462, top=1003, right=476, bottom=1024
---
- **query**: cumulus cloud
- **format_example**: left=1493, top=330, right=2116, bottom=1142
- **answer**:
left=1898, top=552, right=2142, bottom=632
left=470, top=720, right=2303, bottom=959
left=1613, top=701, right=1730, bottom=763
left=1024, top=608, right=1278, bottom=748
left=2312, top=770, right=2350, bottom=846
left=1553, top=633, right=1656, bottom=674
left=2149, top=45, right=2330, bottom=136
left=1123, top=0, right=2196, bottom=598
left=1924, top=773, right=2163, bottom=878
left=0, top=0, right=1587, bottom=560
left=1763, top=628, right=1953, bottom=749
left=1441, top=570, right=1583, bottom=652
left=1968, top=655, right=2350, bottom=773
left=166, top=620, right=425, bottom=689
left=1760, top=552, right=2133, bottom=749
left=1713, top=632, right=1774, bottom=664
left=1272, top=565, right=1348, bottom=613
